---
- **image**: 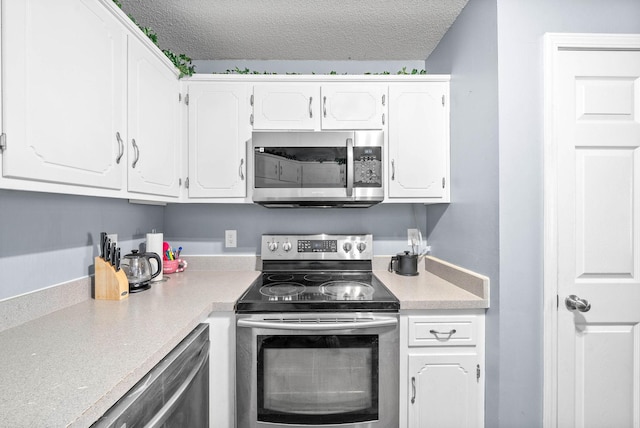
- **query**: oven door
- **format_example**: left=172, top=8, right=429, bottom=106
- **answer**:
left=251, top=131, right=384, bottom=207
left=236, top=313, right=399, bottom=428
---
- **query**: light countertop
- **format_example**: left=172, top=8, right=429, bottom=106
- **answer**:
left=0, top=255, right=488, bottom=427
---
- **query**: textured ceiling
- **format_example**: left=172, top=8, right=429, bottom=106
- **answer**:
left=120, top=0, right=468, bottom=61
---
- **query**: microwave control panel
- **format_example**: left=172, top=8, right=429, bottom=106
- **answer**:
left=353, top=146, right=382, bottom=187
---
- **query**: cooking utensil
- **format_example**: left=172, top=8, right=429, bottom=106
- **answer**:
left=120, top=250, right=162, bottom=292
left=389, top=251, right=419, bottom=276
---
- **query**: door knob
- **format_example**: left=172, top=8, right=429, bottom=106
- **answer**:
left=565, top=295, right=591, bottom=312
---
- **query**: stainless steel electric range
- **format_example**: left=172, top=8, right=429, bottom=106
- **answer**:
left=235, top=234, right=399, bottom=428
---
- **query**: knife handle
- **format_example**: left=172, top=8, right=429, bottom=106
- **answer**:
left=100, top=232, right=107, bottom=258
left=104, top=238, right=111, bottom=263
left=111, top=243, right=117, bottom=266
left=116, top=248, right=121, bottom=271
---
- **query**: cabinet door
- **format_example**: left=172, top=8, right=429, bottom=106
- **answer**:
left=188, top=84, right=250, bottom=198
left=388, top=83, right=449, bottom=200
left=2, top=0, right=126, bottom=189
left=408, top=353, right=479, bottom=428
left=127, top=35, right=180, bottom=197
left=278, top=159, right=301, bottom=183
left=252, top=84, right=320, bottom=130
left=321, top=84, right=386, bottom=130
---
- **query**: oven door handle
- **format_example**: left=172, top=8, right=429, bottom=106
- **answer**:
left=237, top=317, right=397, bottom=331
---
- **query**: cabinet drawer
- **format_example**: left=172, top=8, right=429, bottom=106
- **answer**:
left=408, top=315, right=477, bottom=347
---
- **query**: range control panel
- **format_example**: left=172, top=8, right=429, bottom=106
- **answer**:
left=261, top=234, right=373, bottom=261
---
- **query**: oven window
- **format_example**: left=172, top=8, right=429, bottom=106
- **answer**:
left=257, top=335, right=379, bottom=425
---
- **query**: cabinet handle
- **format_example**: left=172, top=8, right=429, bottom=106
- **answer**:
left=309, top=97, right=313, bottom=118
left=115, top=132, right=124, bottom=164
left=382, top=113, right=385, bottom=125
left=323, top=96, right=327, bottom=118
left=131, top=139, right=140, bottom=169
left=382, top=94, right=386, bottom=106
left=239, top=159, right=245, bottom=180
left=411, top=377, right=416, bottom=404
left=250, top=94, right=254, bottom=107
left=250, top=114, right=254, bottom=126
left=429, top=329, right=457, bottom=339
left=391, top=160, right=395, bottom=181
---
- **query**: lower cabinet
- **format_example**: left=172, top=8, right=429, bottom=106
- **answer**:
left=400, top=310, right=485, bottom=428
left=207, top=312, right=236, bottom=427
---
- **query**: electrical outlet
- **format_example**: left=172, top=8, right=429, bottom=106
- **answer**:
left=407, top=228, right=421, bottom=246
left=225, top=230, right=237, bottom=248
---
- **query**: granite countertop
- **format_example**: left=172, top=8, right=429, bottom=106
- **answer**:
left=0, top=255, right=488, bottom=427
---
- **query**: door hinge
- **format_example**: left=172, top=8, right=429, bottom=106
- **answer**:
left=185, top=177, right=190, bottom=189
left=0, top=133, right=6, bottom=151
left=185, top=93, right=189, bottom=106
left=442, top=95, right=445, bottom=107
left=476, top=364, right=481, bottom=382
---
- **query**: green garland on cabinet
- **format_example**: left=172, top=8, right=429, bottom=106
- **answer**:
left=112, top=0, right=195, bottom=77
left=219, top=66, right=427, bottom=75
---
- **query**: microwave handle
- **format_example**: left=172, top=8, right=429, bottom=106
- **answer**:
left=346, top=137, right=354, bottom=197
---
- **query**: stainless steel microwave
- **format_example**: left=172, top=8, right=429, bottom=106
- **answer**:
left=251, top=131, right=384, bottom=208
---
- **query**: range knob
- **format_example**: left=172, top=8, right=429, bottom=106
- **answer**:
left=268, top=241, right=279, bottom=252
left=282, top=241, right=292, bottom=252
left=356, top=242, right=367, bottom=253
left=342, top=242, right=353, bottom=253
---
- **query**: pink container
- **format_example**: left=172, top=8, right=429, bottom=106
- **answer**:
left=163, top=259, right=187, bottom=274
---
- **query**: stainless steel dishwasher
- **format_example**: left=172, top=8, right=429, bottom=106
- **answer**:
left=92, top=323, right=209, bottom=428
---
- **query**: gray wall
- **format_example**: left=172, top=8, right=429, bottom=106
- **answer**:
left=423, top=0, right=500, bottom=425
left=497, top=1, right=640, bottom=427
left=192, top=59, right=426, bottom=75
left=163, top=203, right=427, bottom=256
left=0, top=190, right=163, bottom=300
left=425, top=0, right=640, bottom=427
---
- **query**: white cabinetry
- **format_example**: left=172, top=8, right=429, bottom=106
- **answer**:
left=187, top=82, right=251, bottom=199
left=252, top=83, right=386, bottom=130
left=387, top=82, right=450, bottom=202
left=127, top=34, right=181, bottom=197
left=207, top=312, right=236, bottom=428
left=400, top=311, right=485, bottom=428
left=2, top=0, right=126, bottom=190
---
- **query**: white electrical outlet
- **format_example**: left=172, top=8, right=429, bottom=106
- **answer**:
left=225, top=230, right=237, bottom=248
left=407, top=228, right=421, bottom=246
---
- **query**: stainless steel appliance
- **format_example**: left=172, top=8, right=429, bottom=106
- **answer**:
left=236, top=234, right=399, bottom=428
left=92, top=324, right=209, bottom=428
left=251, top=131, right=384, bottom=208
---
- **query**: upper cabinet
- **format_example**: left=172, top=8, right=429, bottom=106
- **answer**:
left=387, top=82, right=450, bottom=202
left=186, top=82, right=251, bottom=199
left=127, top=34, right=181, bottom=198
left=2, top=0, right=127, bottom=190
left=252, top=84, right=386, bottom=131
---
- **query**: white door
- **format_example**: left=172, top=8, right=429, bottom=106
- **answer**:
left=2, top=0, right=126, bottom=189
left=252, top=84, right=320, bottom=130
left=187, top=83, right=250, bottom=198
left=387, top=83, right=449, bottom=200
left=551, top=37, right=640, bottom=427
left=320, top=84, right=386, bottom=130
left=127, top=35, right=181, bottom=197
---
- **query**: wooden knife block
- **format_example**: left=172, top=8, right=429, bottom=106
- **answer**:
left=94, top=257, right=129, bottom=300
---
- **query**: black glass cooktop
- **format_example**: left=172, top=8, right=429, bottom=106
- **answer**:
left=235, top=271, right=399, bottom=313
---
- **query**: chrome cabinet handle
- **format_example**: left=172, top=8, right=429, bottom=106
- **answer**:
left=115, top=132, right=124, bottom=164
left=131, top=139, right=140, bottom=169
left=309, top=96, right=313, bottom=118
left=239, top=159, right=245, bottom=180
left=382, top=113, right=385, bottom=125
left=323, top=96, right=327, bottom=118
left=429, top=329, right=457, bottom=339
left=411, top=377, right=416, bottom=404
left=391, top=160, right=395, bottom=180
left=250, top=114, right=254, bottom=125
left=382, top=94, right=386, bottom=106
left=565, top=295, right=591, bottom=312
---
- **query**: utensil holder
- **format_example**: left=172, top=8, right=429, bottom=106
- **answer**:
left=94, top=256, right=129, bottom=300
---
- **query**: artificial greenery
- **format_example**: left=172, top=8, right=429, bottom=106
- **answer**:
left=220, top=66, right=427, bottom=76
left=112, top=0, right=194, bottom=77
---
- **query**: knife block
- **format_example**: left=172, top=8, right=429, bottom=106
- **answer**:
left=94, top=257, right=129, bottom=300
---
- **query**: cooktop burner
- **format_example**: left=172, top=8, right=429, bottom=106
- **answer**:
left=235, top=234, right=399, bottom=313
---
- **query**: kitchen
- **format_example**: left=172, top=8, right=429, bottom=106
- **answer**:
left=1, top=1, right=640, bottom=427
